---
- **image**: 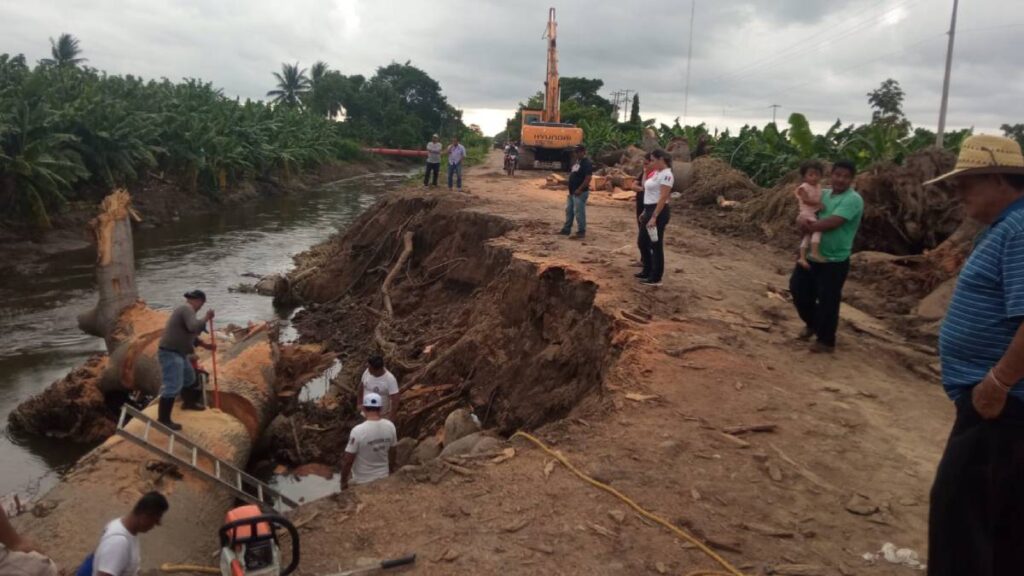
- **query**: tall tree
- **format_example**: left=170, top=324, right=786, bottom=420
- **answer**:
left=629, top=93, right=641, bottom=125
left=867, top=78, right=910, bottom=137
left=267, top=63, right=311, bottom=108
left=1002, top=123, right=1024, bottom=149
left=310, top=61, right=329, bottom=86
left=559, top=77, right=613, bottom=112
left=41, top=33, right=86, bottom=67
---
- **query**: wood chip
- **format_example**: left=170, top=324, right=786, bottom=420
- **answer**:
left=723, top=423, right=777, bottom=435
left=621, top=311, right=651, bottom=324
left=490, top=448, right=516, bottom=465
left=624, top=392, right=659, bottom=403
left=543, top=460, right=556, bottom=479
left=501, top=517, right=532, bottom=533
left=767, top=462, right=784, bottom=482
left=588, top=522, right=616, bottom=538
left=739, top=521, right=794, bottom=538
left=718, top=432, right=750, bottom=448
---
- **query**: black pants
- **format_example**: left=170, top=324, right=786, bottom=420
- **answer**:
left=638, top=205, right=670, bottom=282
left=789, top=259, right=850, bottom=347
left=928, top=395, right=1024, bottom=575
left=423, top=162, right=440, bottom=186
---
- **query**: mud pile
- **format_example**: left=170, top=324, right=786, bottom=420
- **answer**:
left=8, top=355, right=113, bottom=442
left=683, top=156, right=763, bottom=206
left=259, top=192, right=619, bottom=467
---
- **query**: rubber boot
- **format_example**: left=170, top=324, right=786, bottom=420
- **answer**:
left=158, top=397, right=183, bottom=431
left=181, top=387, right=206, bottom=411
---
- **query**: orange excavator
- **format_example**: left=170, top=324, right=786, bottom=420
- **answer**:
left=518, top=7, right=584, bottom=171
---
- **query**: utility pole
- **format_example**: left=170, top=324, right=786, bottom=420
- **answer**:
left=770, top=104, right=781, bottom=124
left=610, top=90, right=625, bottom=121
left=621, top=89, right=634, bottom=123
left=936, top=0, right=959, bottom=148
left=682, top=0, right=696, bottom=124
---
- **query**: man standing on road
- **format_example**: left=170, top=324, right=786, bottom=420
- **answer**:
left=357, top=355, right=400, bottom=418
left=788, top=160, right=864, bottom=353
left=157, top=290, right=215, bottom=430
left=424, top=134, right=442, bottom=187
left=446, top=136, right=467, bottom=191
left=1, top=508, right=59, bottom=576
left=340, top=393, right=398, bottom=489
left=559, top=144, right=593, bottom=240
left=83, top=492, right=168, bottom=576
left=924, top=134, right=1024, bottom=575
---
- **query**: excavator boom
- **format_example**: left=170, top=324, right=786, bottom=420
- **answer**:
left=543, top=7, right=560, bottom=123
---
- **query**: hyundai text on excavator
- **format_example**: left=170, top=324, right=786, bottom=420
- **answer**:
left=518, top=8, right=584, bottom=171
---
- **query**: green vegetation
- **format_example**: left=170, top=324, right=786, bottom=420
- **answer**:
left=503, top=78, right=997, bottom=188
left=1, top=34, right=485, bottom=229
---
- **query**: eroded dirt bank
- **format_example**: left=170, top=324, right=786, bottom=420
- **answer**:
left=252, top=152, right=952, bottom=575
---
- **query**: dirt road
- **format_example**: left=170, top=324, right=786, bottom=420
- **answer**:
left=294, top=151, right=951, bottom=575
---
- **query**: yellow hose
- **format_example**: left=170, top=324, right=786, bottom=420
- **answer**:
left=512, top=431, right=746, bottom=576
left=160, top=563, right=220, bottom=574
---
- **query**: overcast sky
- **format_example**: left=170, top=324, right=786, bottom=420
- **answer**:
left=2, top=0, right=1021, bottom=136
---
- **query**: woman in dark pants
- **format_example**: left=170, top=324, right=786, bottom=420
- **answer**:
left=632, top=153, right=654, bottom=267
left=636, top=149, right=674, bottom=286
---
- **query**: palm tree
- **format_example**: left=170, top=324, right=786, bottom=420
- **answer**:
left=267, top=63, right=311, bottom=108
left=310, top=61, right=329, bottom=86
left=41, top=33, right=87, bottom=67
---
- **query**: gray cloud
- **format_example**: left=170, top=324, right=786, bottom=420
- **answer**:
left=1, top=0, right=1019, bottom=135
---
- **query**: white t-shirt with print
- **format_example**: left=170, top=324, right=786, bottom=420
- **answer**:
left=643, top=168, right=674, bottom=205
left=92, top=519, right=140, bottom=576
left=361, top=369, right=399, bottom=414
left=345, top=419, right=398, bottom=485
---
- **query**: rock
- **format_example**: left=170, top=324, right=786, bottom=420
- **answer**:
left=655, top=562, right=669, bottom=575
left=411, top=437, right=442, bottom=465
left=440, top=432, right=483, bottom=458
left=767, top=462, right=783, bottom=482
left=470, top=435, right=502, bottom=456
left=254, top=273, right=286, bottom=296
left=608, top=510, right=626, bottom=524
left=845, top=494, right=879, bottom=516
left=393, top=437, right=418, bottom=468
left=444, top=408, right=480, bottom=445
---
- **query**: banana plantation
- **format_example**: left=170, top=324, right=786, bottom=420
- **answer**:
left=0, top=34, right=476, bottom=229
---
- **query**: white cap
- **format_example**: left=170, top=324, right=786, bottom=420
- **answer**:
left=363, top=392, right=383, bottom=409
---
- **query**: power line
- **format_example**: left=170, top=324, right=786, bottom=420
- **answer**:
left=682, top=0, right=696, bottom=124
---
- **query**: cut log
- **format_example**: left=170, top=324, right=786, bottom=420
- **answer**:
left=77, top=190, right=142, bottom=349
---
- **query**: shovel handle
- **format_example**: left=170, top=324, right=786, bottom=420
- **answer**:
left=380, top=554, right=416, bottom=570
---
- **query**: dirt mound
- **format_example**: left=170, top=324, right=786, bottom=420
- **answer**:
left=268, top=192, right=619, bottom=468
left=683, top=157, right=762, bottom=206
left=8, top=355, right=114, bottom=443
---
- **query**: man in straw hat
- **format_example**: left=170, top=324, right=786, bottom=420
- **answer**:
left=925, top=134, right=1024, bottom=575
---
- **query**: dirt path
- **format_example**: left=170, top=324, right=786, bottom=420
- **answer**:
left=295, top=152, right=951, bottom=575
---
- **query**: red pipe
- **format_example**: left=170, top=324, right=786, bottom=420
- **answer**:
left=364, top=148, right=429, bottom=158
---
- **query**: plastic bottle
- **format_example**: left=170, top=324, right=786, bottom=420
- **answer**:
left=647, top=224, right=659, bottom=242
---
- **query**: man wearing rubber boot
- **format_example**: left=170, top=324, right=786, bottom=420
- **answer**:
left=156, top=290, right=215, bottom=430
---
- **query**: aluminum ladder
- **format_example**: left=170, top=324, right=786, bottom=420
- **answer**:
left=115, top=403, right=298, bottom=512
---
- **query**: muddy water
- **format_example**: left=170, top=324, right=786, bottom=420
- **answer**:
left=0, top=174, right=402, bottom=498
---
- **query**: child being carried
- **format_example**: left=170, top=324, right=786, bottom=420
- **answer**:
left=794, top=160, right=824, bottom=269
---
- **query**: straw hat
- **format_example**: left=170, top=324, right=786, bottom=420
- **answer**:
left=925, top=134, right=1024, bottom=185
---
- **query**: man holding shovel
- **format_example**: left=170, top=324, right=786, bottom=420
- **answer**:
left=156, top=290, right=215, bottom=430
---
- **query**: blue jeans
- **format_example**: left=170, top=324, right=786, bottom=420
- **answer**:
left=447, top=162, right=462, bottom=189
left=158, top=348, right=196, bottom=399
left=561, top=189, right=589, bottom=234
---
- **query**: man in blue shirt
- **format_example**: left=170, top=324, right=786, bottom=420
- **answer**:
left=926, top=134, right=1024, bottom=575
left=446, top=137, right=467, bottom=191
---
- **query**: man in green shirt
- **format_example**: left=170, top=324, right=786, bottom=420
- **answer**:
left=789, top=160, right=864, bottom=353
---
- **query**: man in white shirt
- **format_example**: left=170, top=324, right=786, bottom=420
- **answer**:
left=341, top=393, right=398, bottom=489
left=89, top=492, right=168, bottom=576
left=423, top=134, right=442, bottom=187
left=357, top=355, right=400, bottom=417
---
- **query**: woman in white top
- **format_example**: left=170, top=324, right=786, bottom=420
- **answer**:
left=637, top=149, right=674, bottom=285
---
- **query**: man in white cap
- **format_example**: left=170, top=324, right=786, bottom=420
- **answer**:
left=424, top=134, right=442, bottom=187
left=925, top=134, right=1024, bottom=575
left=340, top=393, right=398, bottom=490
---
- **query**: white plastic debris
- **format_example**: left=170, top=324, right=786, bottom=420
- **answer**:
left=862, top=542, right=926, bottom=571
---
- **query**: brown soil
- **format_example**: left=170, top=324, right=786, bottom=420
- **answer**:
left=7, top=354, right=113, bottom=442
left=264, top=152, right=950, bottom=575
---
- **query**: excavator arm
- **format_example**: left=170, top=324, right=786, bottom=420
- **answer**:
left=543, top=7, right=560, bottom=123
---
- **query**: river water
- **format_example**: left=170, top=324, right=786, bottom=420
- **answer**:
left=0, top=175, right=399, bottom=498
